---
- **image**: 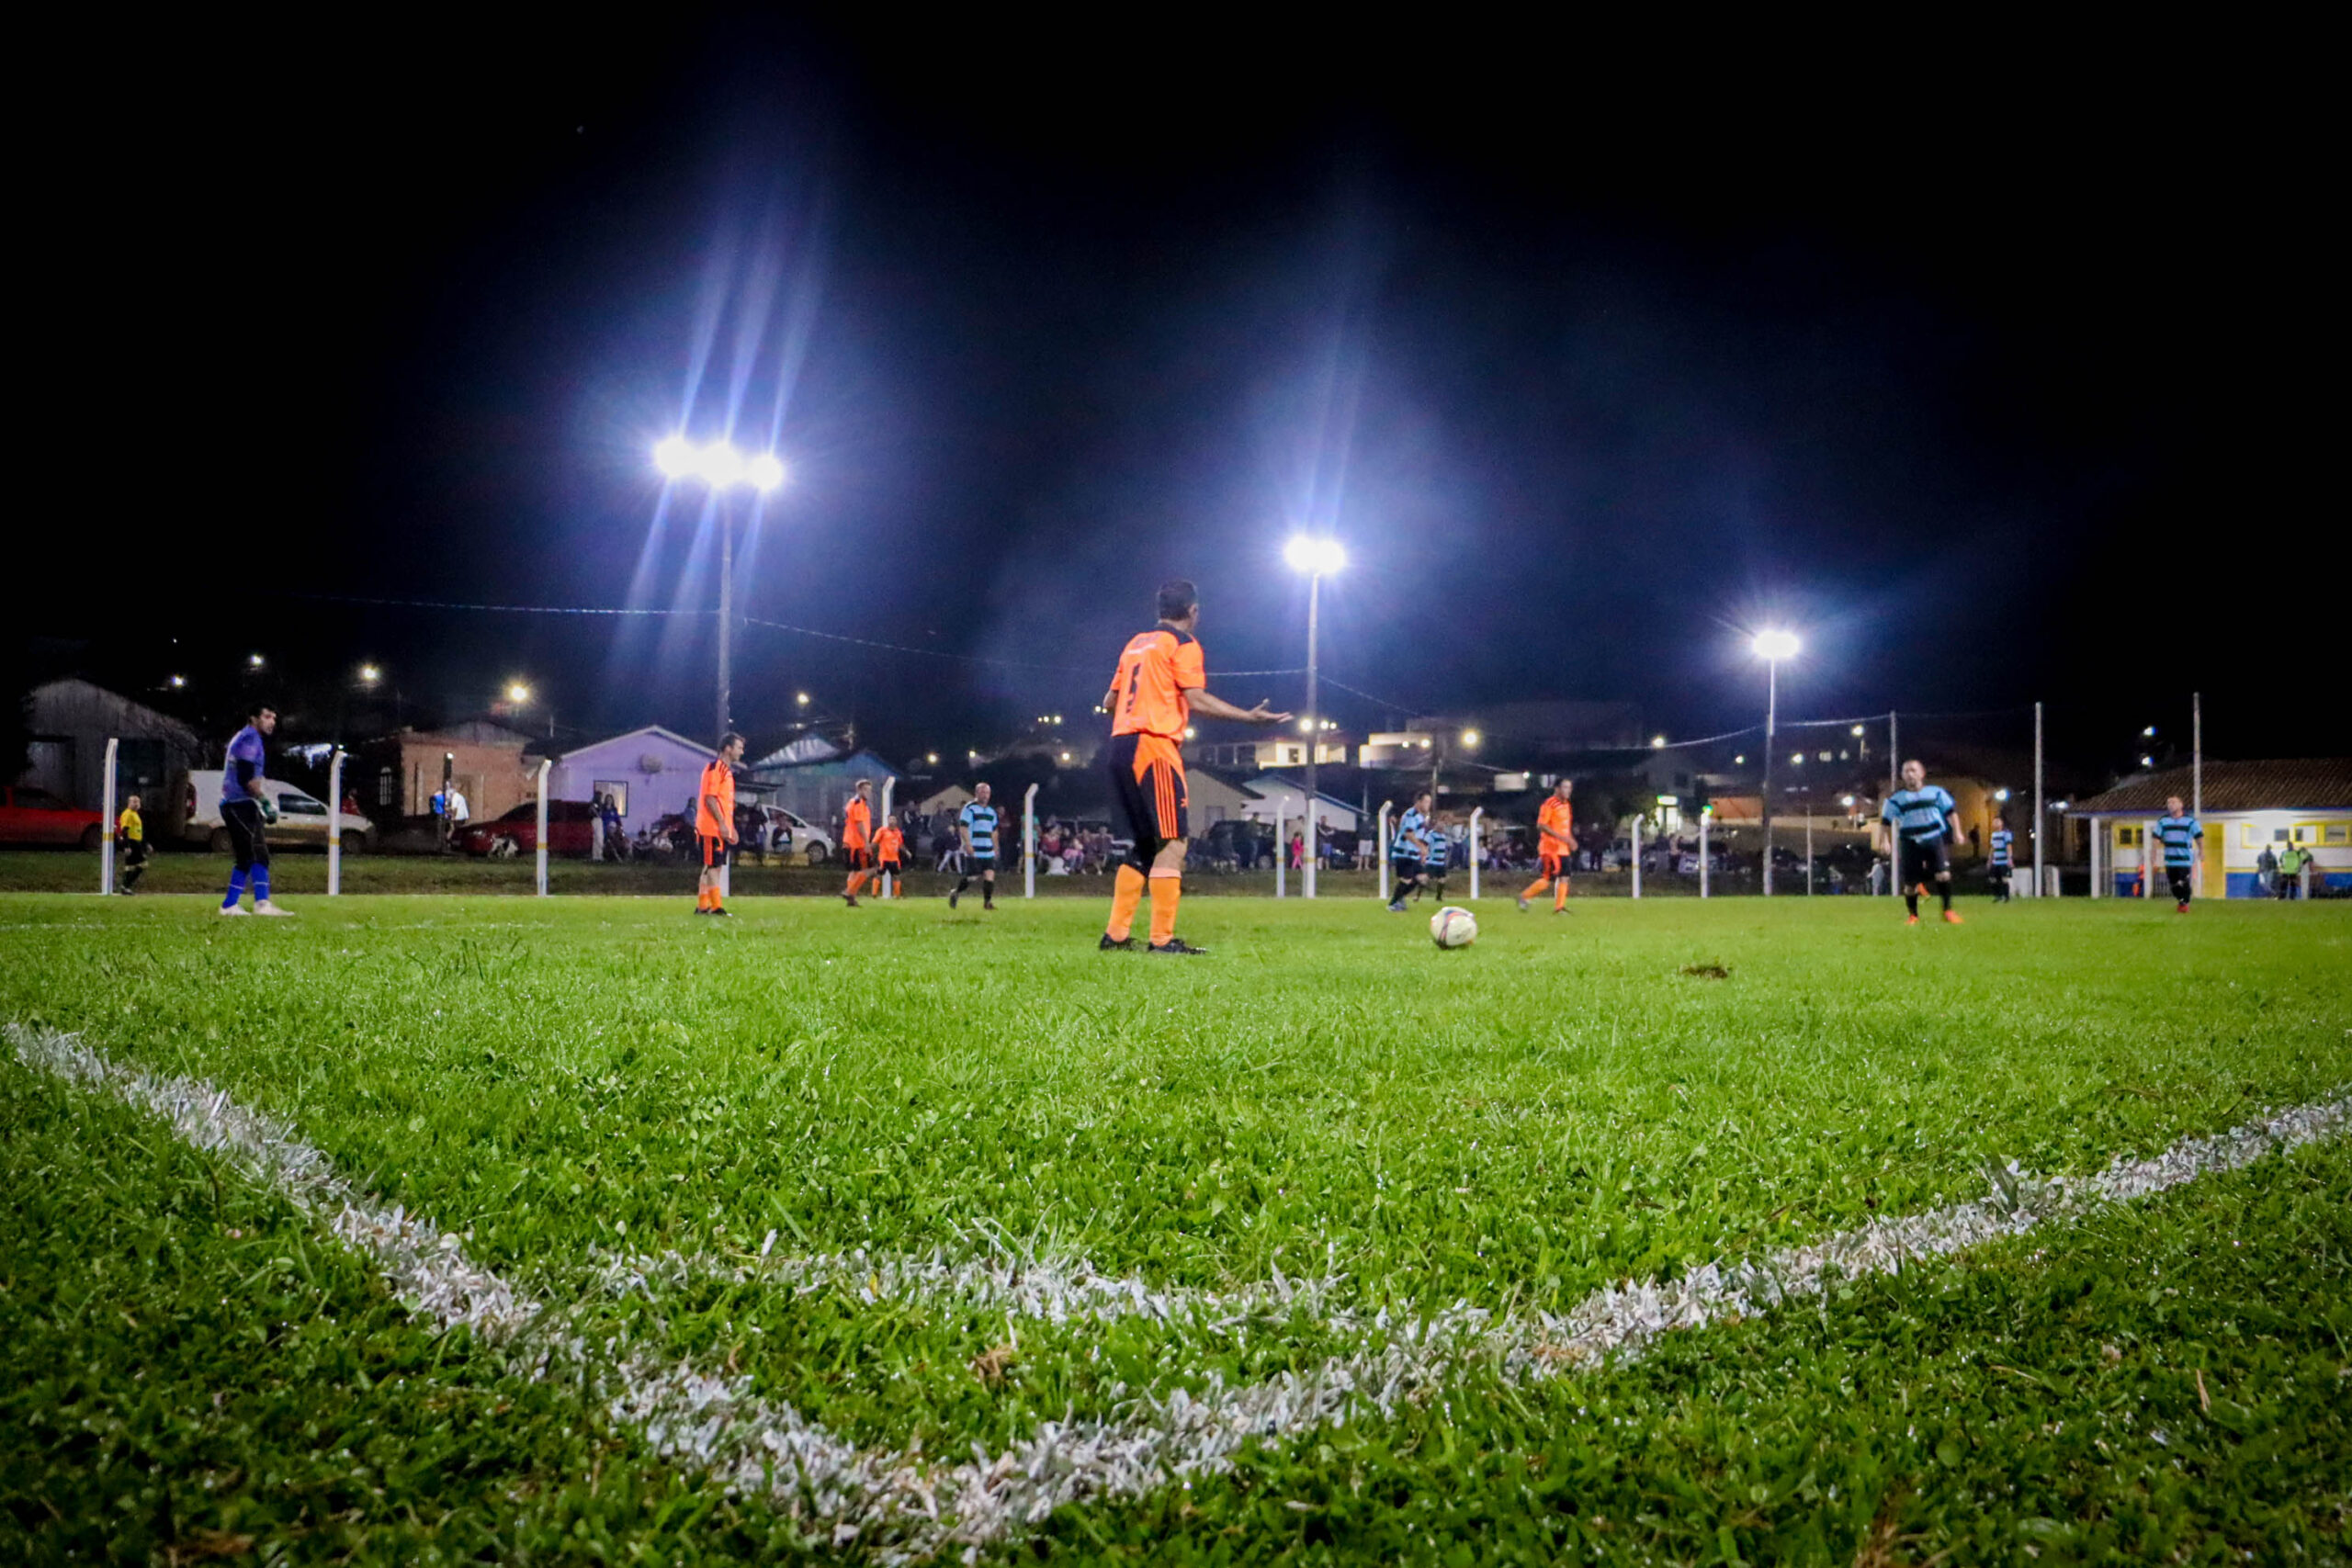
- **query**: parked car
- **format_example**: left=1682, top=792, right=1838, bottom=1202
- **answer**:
left=175, top=772, right=373, bottom=853
left=456, top=800, right=599, bottom=858
left=747, top=804, right=834, bottom=864
left=0, top=785, right=107, bottom=850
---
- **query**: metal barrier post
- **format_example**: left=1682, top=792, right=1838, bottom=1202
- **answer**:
left=99, top=737, right=119, bottom=895
left=1699, top=810, right=1710, bottom=898
left=877, top=778, right=896, bottom=898
left=1376, top=802, right=1392, bottom=902
left=1023, top=783, right=1039, bottom=898
left=1468, top=807, right=1482, bottom=900
left=1273, top=807, right=1286, bottom=898
left=327, top=749, right=345, bottom=896
left=536, top=758, right=551, bottom=897
left=1631, top=817, right=1644, bottom=899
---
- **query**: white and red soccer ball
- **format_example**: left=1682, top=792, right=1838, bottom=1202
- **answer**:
left=1430, top=906, right=1477, bottom=949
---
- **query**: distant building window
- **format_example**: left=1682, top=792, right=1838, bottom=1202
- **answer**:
left=376, top=768, right=396, bottom=807
left=2324, top=824, right=2349, bottom=846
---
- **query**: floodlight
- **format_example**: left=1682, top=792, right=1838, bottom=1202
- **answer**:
left=1183, top=727, right=1197, bottom=739
left=1651, top=735, right=1667, bottom=749
left=696, top=443, right=743, bottom=488
left=745, top=453, right=786, bottom=491
left=654, top=435, right=696, bottom=478
left=796, top=692, right=810, bottom=705
left=507, top=682, right=531, bottom=705
left=1995, top=788, right=2010, bottom=801
left=1734, top=754, right=1745, bottom=765
left=1752, top=628, right=1800, bottom=661
left=168, top=674, right=186, bottom=688
left=925, top=753, right=938, bottom=765
left=2142, top=725, right=2156, bottom=738
left=1792, top=752, right=1804, bottom=764
left=1283, top=535, right=1346, bottom=575
left=247, top=653, right=265, bottom=669
left=1851, top=724, right=1865, bottom=736
left=1298, top=718, right=1315, bottom=734
left=1461, top=729, right=1480, bottom=748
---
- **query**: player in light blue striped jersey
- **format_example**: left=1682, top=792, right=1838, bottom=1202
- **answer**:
left=1386, top=791, right=1433, bottom=912
left=950, top=783, right=1001, bottom=911
left=1987, top=816, right=2015, bottom=902
left=2151, top=795, right=2203, bottom=912
left=1880, top=759, right=1965, bottom=925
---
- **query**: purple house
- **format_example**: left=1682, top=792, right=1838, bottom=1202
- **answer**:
left=545, top=726, right=717, bottom=835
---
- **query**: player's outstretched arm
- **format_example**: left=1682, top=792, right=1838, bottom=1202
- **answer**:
left=1189, top=691, right=1292, bottom=725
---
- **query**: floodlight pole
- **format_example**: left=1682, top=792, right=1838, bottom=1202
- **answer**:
left=1303, top=569, right=1320, bottom=899
left=1700, top=810, right=1711, bottom=898
left=2032, top=701, right=2045, bottom=898
left=1760, top=660, right=1778, bottom=896
left=717, top=496, right=735, bottom=740
left=99, top=736, right=119, bottom=895
left=1631, top=816, right=1644, bottom=900
left=327, top=749, right=345, bottom=896
left=1467, top=807, right=1483, bottom=900
left=1886, top=711, right=1899, bottom=898
left=1375, top=802, right=1393, bottom=903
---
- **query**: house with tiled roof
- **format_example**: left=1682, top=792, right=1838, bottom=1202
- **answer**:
left=2064, top=760, right=2352, bottom=897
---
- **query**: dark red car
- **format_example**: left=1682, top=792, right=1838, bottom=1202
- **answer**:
left=455, top=800, right=599, bottom=858
left=0, top=785, right=107, bottom=850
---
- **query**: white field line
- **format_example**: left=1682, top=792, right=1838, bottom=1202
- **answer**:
left=13, top=1023, right=2346, bottom=1561
left=587, top=1236, right=1347, bottom=1330
left=906, top=1088, right=2352, bottom=1555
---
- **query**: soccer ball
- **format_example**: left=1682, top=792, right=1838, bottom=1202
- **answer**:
left=1430, top=906, right=1477, bottom=949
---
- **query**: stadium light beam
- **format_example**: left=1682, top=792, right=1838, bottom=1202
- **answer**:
left=1284, top=535, right=1345, bottom=898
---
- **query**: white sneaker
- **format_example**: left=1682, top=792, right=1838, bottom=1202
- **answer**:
left=254, top=901, right=296, bottom=918
left=218, top=904, right=251, bottom=917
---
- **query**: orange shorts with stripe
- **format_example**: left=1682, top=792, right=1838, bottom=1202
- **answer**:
left=1108, top=732, right=1187, bottom=865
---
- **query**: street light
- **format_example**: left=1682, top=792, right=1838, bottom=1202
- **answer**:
left=507, top=682, right=532, bottom=705
left=358, top=664, right=381, bottom=686
left=1752, top=628, right=1799, bottom=895
left=168, top=674, right=186, bottom=689
left=1284, top=534, right=1344, bottom=897
left=655, top=435, right=788, bottom=739
left=1461, top=729, right=1480, bottom=749
left=247, top=653, right=265, bottom=670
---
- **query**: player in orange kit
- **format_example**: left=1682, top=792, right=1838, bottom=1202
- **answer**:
left=1101, top=579, right=1291, bottom=954
left=874, top=819, right=905, bottom=897
left=1519, top=776, right=1577, bottom=913
left=695, top=732, right=744, bottom=916
left=840, top=778, right=876, bottom=906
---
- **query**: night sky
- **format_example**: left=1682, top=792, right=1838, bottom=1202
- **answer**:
left=33, top=17, right=2335, bottom=773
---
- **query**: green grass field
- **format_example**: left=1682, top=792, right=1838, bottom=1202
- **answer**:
left=3, top=892, right=2347, bottom=1563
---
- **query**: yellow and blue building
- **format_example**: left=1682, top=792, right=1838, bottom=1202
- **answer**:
left=2066, top=760, right=2352, bottom=897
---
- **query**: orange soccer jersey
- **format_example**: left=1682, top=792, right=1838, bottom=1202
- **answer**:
left=1106, top=628, right=1206, bottom=739
left=875, top=824, right=903, bottom=863
left=1537, top=796, right=1573, bottom=863
left=695, top=759, right=736, bottom=839
left=842, top=796, right=872, bottom=851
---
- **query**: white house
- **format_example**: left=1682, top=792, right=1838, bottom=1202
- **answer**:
left=2066, top=760, right=2352, bottom=897
left=544, top=726, right=716, bottom=834
left=1236, top=773, right=1361, bottom=832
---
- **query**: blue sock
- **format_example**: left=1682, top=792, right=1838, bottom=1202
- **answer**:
left=252, top=866, right=271, bottom=904
left=224, top=868, right=247, bottom=908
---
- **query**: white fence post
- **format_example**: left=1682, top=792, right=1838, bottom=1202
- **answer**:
left=1631, top=818, right=1644, bottom=899
left=1023, top=783, right=1039, bottom=898
left=2090, top=816, right=2102, bottom=897
left=1699, top=810, right=1711, bottom=898
left=327, top=749, right=345, bottom=897
left=2140, top=820, right=2153, bottom=899
left=1303, top=794, right=1317, bottom=899
left=1468, top=807, right=1483, bottom=901
left=1274, top=807, right=1286, bottom=898
left=877, top=777, right=896, bottom=899
left=99, top=737, right=119, bottom=895
left=535, top=758, right=551, bottom=897
left=1376, top=802, right=1392, bottom=902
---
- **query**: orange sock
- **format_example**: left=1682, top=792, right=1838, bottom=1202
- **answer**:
left=1148, top=872, right=1182, bottom=945
left=1554, top=879, right=1569, bottom=910
left=1107, top=864, right=1146, bottom=940
left=1521, top=875, right=1550, bottom=904
left=696, top=886, right=713, bottom=911
left=846, top=870, right=868, bottom=897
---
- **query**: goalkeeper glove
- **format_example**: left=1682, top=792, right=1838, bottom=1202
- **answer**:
left=258, top=799, right=279, bottom=826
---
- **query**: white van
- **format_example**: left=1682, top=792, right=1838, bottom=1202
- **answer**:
left=176, top=773, right=375, bottom=853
